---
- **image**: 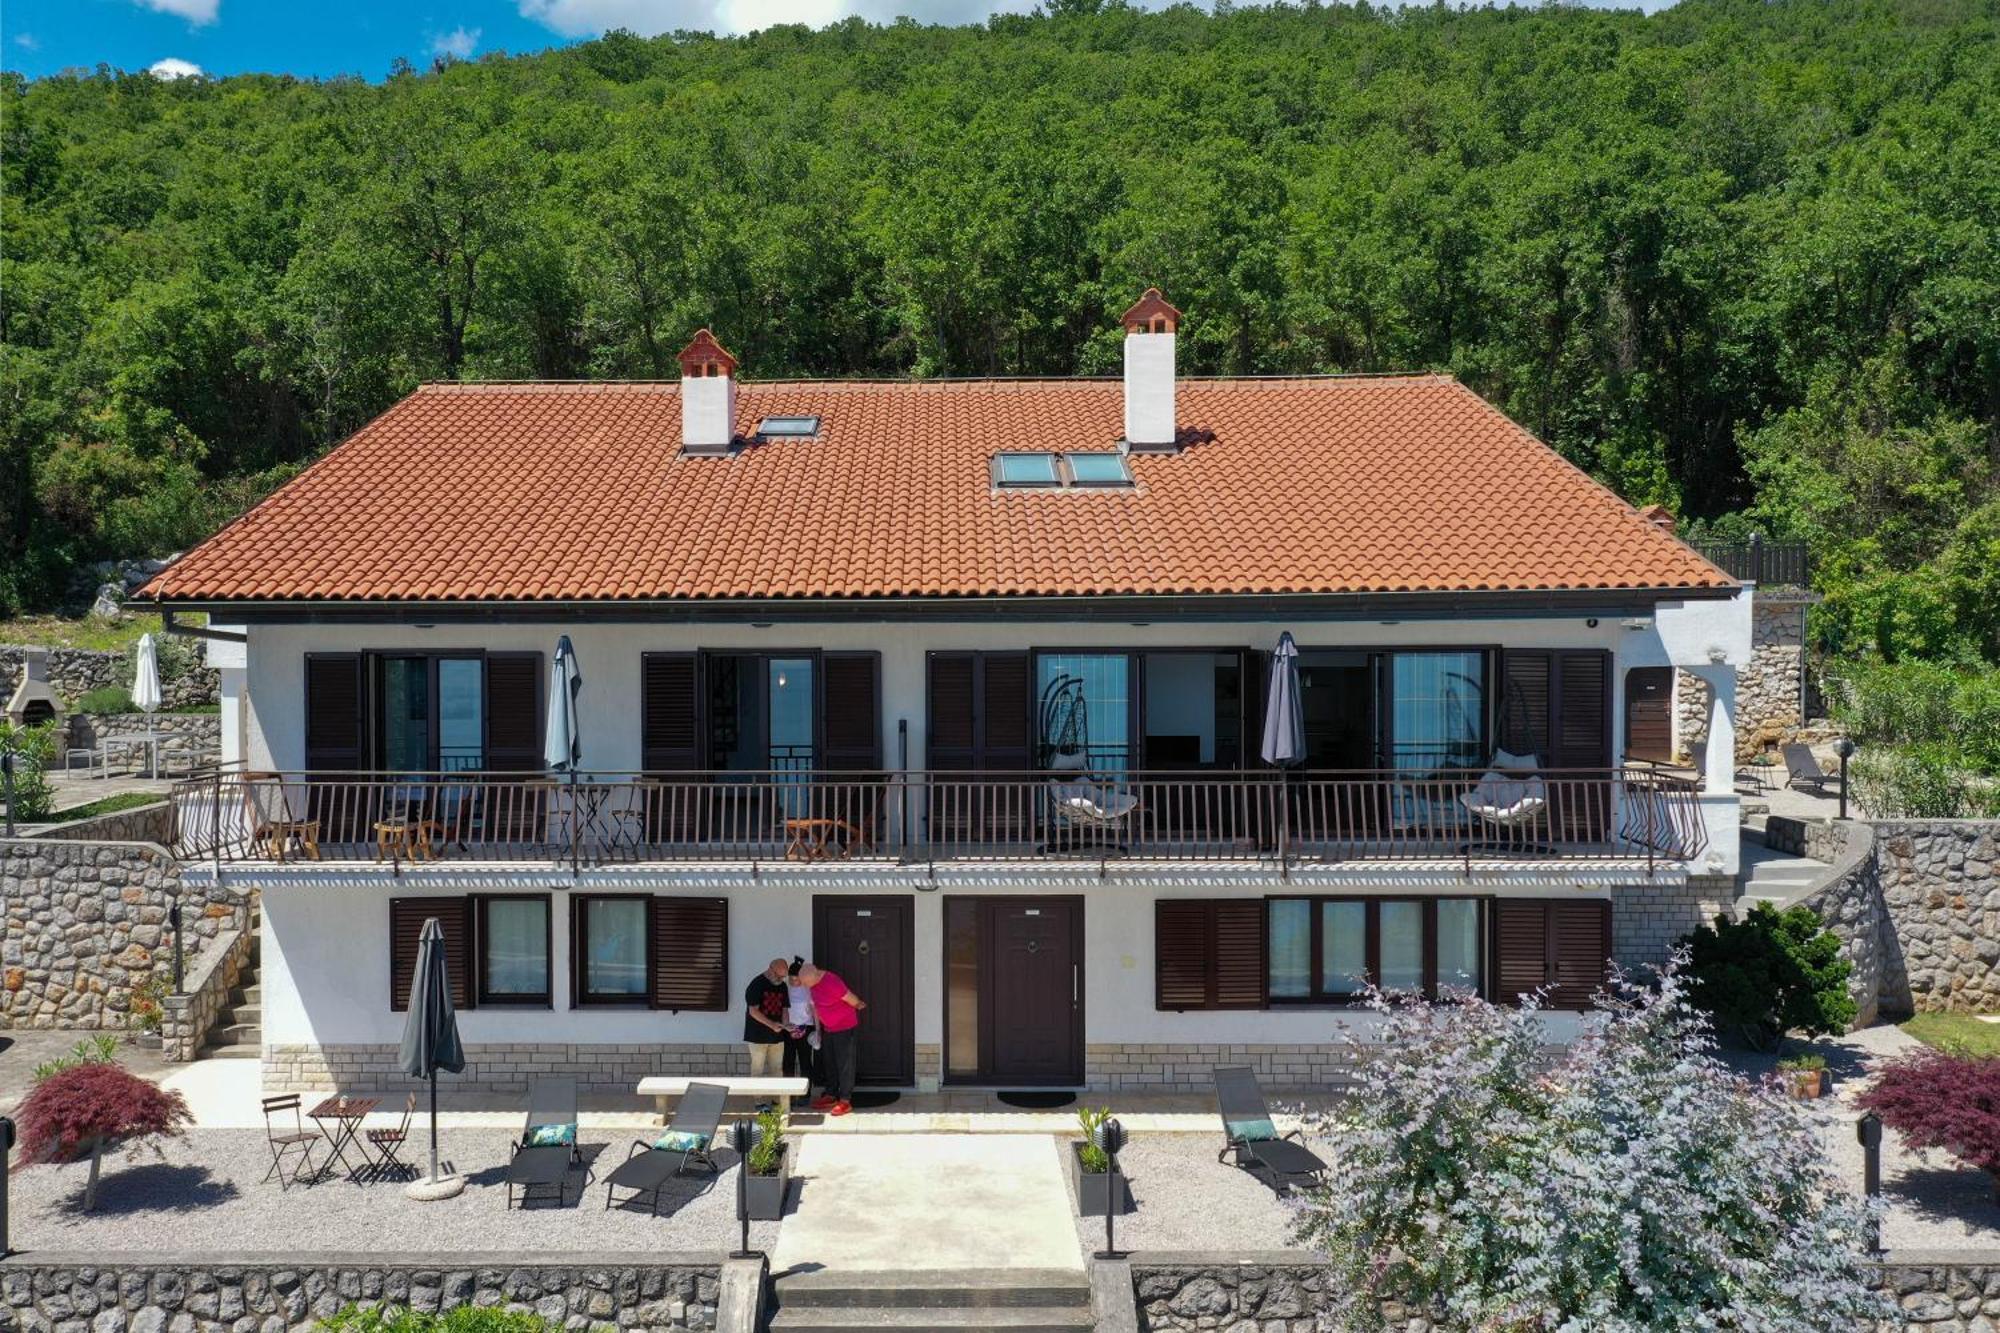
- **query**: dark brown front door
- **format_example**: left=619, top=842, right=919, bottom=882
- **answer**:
left=812, top=896, right=914, bottom=1087
left=944, top=896, right=1084, bottom=1086
left=1625, top=667, right=1674, bottom=764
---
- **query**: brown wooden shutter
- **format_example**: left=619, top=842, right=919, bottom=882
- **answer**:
left=1155, top=899, right=1266, bottom=1010
left=926, top=654, right=977, bottom=769
left=1555, top=652, right=1611, bottom=770
left=1493, top=899, right=1550, bottom=1005
left=651, top=895, right=728, bottom=1011
left=925, top=652, right=1031, bottom=770
left=820, top=653, right=882, bottom=771
left=641, top=653, right=701, bottom=772
left=305, top=654, right=365, bottom=771
left=1548, top=900, right=1612, bottom=1009
left=1498, top=651, right=1552, bottom=761
left=389, top=896, right=473, bottom=1011
left=980, top=653, right=1032, bottom=770
left=484, top=653, right=544, bottom=771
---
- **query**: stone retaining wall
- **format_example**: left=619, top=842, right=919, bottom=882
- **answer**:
left=69, top=712, right=222, bottom=773
left=29, top=800, right=173, bottom=846
left=0, top=1254, right=725, bottom=1331
left=0, top=837, right=244, bottom=1029
left=0, top=644, right=218, bottom=712
left=1124, top=1250, right=2000, bottom=1332
left=1795, top=819, right=1890, bottom=1028
left=162, top=924, right=253, bottom=1062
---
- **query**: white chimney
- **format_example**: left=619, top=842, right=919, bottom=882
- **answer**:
left=678, top=328, right=738, bottom=457
left=1121, top=288, right=1181, bottom=452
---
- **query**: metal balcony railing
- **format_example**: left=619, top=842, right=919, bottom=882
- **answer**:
left=1690, top=535, right=1810, bottom=587
left=169, top=764, right=1709, bottom=873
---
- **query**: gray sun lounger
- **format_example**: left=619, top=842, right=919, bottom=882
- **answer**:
left=1213, top=1065, right=1327, bottom=1193
left=604, top=1081, right=728, bottom=1215
left=506, top=1077, right=582, bottom=1207
left=1782, top=743, right=1836, bottom=795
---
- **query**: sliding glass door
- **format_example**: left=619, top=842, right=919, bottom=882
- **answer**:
left=378, top=654, right=484, bottom=773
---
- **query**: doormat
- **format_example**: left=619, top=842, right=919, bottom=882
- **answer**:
left=848, top=1090, right=901, bottom=1109
left=996, top=1091, right=1077, bottom=1110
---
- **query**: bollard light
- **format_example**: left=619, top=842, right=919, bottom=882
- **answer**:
left=1092, top=1116, right=1128, bottom=1260
left=1834, top=738, right=1858, bottom=821
left=2, top=751, right=14, bottom=839
left=1, top=1114, right=15, bottom=1259
left=728, top=1118, right=764, bottom=1260
left=1856, top=1110, right=1883, bottom=1253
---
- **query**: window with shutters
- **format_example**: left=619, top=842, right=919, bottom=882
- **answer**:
left=475, top=894, right=552, bottom=1007
left=651, top=896, right=729, bottom=1011
left=1154, top=898, right=1265, bottom=1010
left=1490, top=898, right=1611, bottom=1010
left=389, top=896, right=475, bottom=1011
left=573, top=895, right=651, bottom=1006
left=303, top=652, right=541, bottom=774
left=1266, top=896, right=1487, bottom=1003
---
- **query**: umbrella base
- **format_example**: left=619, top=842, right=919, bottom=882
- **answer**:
left=405, top=1173, right=466, bottom=1201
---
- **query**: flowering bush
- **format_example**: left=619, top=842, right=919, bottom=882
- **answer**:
left=1291, top=958, right=1883, bottom=1332
left=1858, top=1048, right=2000, bottom=1201
left=16, top=1060, right=193, bottom=1209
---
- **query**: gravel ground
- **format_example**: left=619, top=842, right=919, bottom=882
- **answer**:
left=1063, top=1133, right=1312, bottom=1254
left=1813, top=1113, right=2000, bottom=1249
left=11, top=1129, right=779, bottom=1254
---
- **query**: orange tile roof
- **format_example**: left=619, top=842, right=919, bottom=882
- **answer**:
left=142, top=375, right=1734, bottom=604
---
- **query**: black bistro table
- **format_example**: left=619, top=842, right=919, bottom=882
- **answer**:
left=306, top=1094, right=381, bottom=1182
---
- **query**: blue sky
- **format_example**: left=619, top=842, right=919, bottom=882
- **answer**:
left=4, top=0, right=1668, bottom=82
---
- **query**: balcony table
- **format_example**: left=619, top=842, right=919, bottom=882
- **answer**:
left=305, top=1094, right=380, bottom=1183
left=783, top=817, right=870, bottom=861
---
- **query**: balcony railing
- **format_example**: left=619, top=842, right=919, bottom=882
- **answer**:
left=170, top=765, right=1709, bottom=872
left=1689, top=535, right=1810, bottom=588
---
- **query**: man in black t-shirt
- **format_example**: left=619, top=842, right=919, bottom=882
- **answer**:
left=744, top=957, right=791, bottom=1080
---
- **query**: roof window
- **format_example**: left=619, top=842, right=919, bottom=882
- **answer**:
left=992, top=451, right=1136, bottom=490
left=1064, top=453, right=1133, bottom=487
left=995, top=452, right=1062, bottom=487
left=755, top=415, right=822, bottom=439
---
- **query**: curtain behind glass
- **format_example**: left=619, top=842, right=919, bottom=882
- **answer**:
left=485, top=899, right=548, bottom=997
left=1267, top=899, right=1310, bottom=998
left=585, top=899, right=648, bottom=997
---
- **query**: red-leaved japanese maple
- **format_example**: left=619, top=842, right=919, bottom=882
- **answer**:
left=1858, top=1048, right=2000, bottom=1200
left=15, top=1061, right=193, bottom=1210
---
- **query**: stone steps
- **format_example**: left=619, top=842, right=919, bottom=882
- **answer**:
left=768, top=1270, right=1093, bottom=1333
left=200, top=909, right=263, bottom=1061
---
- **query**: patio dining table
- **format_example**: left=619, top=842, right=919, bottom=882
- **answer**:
left=306, top=1094, right=381, bottom=1183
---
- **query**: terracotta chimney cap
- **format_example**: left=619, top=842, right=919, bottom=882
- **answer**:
left=678, top=328, right=738, bottom=377
left=1120, top=288, right=1182, bottom=335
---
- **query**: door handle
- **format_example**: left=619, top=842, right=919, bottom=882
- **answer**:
left=1072, top=964, right=1079, bottom=1006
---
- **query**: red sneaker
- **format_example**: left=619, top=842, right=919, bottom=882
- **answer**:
left=829, top=1100, right=853, bottom=1117
left=810, top=1096, right=837, bottom=1111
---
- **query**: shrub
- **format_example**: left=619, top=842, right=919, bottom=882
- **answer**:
left=1, top=719, right=59, bottom=822
left=1851, top=744, right=1976, bottom=818
left=1292, top=959, right=1883, bottom=1332
left=16, top=1059, right=193, bottom=1211
left=321, top=1307, right=552, bottom=1332
left=1682, top=903, right=1856, bottom=1050
left=31, top=1034, right=122, bottom=1083
left=74, top=685, right=133, bottom=714
left=130, top=971, right=170, bottom=1034
left=1858, top=1049, right=2000, bottom=1203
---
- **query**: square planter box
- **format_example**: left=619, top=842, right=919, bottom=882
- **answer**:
left=1069, top=1141, right=1133, bottom=1217
left=743, top=1144, right=790, bottom=1220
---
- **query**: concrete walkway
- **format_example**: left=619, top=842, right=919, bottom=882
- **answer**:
left=770, top=1133, right=1084, bottom=1272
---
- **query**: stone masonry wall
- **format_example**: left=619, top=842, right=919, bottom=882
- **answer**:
left=1674, top=595, right=1811, bottom=764
left=0, top=837, right=245, bottom=1029
left=162, top=924, right=253, bottom=1062
left=1126, top=1252, right=2000, bottom=1332
left=264, top=1042, right=752, bottom=1095
left=1872, top=821, right=2000, bottom=1013
left=1796, top=819, right=1889, bottom=1028
left=0, top=1255, right=724, bottom=1332
left=1613, top=873, right=1736, bottom=974
left=30, top=800, right=173, bottom=845
left=68, top=712, right=222, bottom=774
left=1087, top=1043, right=1364, bottom=1093
left=1, top=644, right=218, bottom=713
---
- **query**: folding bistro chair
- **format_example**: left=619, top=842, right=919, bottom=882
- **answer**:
left=260, top=1094, right=322, bottom=1190
left=603, top=1082, right=729, bottom=1215
left=506, top=1077, right=582, bottom=1208
left=1213, top=1066, right=1327, bottom=1195
left=365, top=1093, right=417, bottom=1181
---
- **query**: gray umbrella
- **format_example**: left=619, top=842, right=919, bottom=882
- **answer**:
left=399, top=917, right=465, bottom=1184
left=1260, top=632, right=1305, bottom=767
left=545, top=635, right=582, bottom=772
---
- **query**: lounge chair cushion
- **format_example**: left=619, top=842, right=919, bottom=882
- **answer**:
left=1492, top=748, right=1539, bottom=773
left=526, top=1122, right=576, bottom=1148
left=653, top=1129, right=710, bottom=1153
left=1225, top=1116, right=1278, bottom=1143
left=1051, top=785, right=1140, bottom=821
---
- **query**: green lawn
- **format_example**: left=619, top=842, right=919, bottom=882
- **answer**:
left=0, top=612, right=165, bottom=652
left=49, top=791, right=169, bottom=821
left=1900, top=1012, right=2000, bottom=1058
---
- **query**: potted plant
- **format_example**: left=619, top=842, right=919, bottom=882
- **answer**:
left=128, top=972, right=168, bottom=1049
left=743, top=1103, right=790, bottom=1220
left=1778, top=1053, right=1827, bottom=1100
left=1068, top=1106, right=1132, bottom=1216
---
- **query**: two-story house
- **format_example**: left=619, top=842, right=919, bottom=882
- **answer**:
left=148, top=291, right=1748, bottom=1098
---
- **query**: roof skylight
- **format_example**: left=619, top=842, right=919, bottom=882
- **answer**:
left=756, top=415, right=822, bottom=439
left=995, top=452, right=1062, bottom=487
left=992, top=451, right=1136, bottom=490
left=1064, top=453, right=1133, bottom=487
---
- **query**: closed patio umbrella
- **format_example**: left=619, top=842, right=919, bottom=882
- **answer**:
left=546, top=637, right=583, bottom=871
left=399, top=917, right=466, bottom=1199
left=1260, top=632, right=1305, bottom=767
left=132, top=633, right=162, bottom=778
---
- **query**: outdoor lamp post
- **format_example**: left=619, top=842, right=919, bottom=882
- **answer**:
left=1857, top=1110, right=1883, bottom=1253
left=2, top=751, right=14, bottom=839
left=728, top=1118, right=764, bottom=1260
left=1834, top=738, right=1858, bottom=820
left=1092, top=1117, right=1128, bottom=1261
left=1, top=1114, right=15, bottom=1258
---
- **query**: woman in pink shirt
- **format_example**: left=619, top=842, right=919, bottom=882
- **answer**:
left=796, top=962, right=865, bottom=1116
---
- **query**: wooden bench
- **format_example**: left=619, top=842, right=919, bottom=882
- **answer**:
left=637, top=1076, right=810, bottom=1125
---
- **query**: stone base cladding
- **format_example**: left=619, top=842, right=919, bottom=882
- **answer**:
left=162, top=925, right=252, bottom=1062
left=0, top=1254, right=723, bottom=1332
left=1794, top=818, right=1889, bottom=1027
left=1612, top=874, right=1736, bottom=974
left=1123, top=1251, right=2000, bottom=1332
left=1, top=836, right=245, bottom=1029
left=1087, top=1044, right=1361, bottom=1093
left=265, top=1042, right=755, bottom=1094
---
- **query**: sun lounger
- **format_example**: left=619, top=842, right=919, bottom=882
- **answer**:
left=506, top=1077, right=581, bottom=1207
left=1213, top=1065, right=1327, bottom=1194
left=1783, top=742, right=1836, bottom=796
left=604, top=1081, right=728, bottom=1215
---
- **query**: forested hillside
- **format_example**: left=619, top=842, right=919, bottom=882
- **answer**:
left=3, top=0, right=1996, bottom=660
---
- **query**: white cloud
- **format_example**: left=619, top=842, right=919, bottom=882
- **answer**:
left=148, top=56, right=205, bottom=79
left=518, top=1, right=718, bottom=37
left=431, top=25, right=482, bottom=58
left=13, top=32, right=40, bottom=51
left=520, top=0, right=1133, bottom=37
left=136, top=0, right=221, bottom=26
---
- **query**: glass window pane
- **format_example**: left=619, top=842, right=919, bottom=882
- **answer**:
left=1065, top=453, right=1131, bottom=485
left=382, top=658, right=431, bottom=772
left=1438, top=899, right=1482, bottom=995
left=485, top=899, right=548, bottom=998
left=584, top=899, right=648, bottom=998
left=1038, top=654, right=1131, bottom=770
left=438, top=658, right=483, bottom=773
left=769, top=658, right=814, bottom=770
left=997, top=453, right=1059, bottom=486
left=1267, top=900, right=1310, bottom=999
left=1389, top=652, right=1486, bottom=772
left=1380, top=900, right=1424, bottom=992
left=1321, top=901, right=1368, bottom=995
left=946, top=898, right=980, bottom=1075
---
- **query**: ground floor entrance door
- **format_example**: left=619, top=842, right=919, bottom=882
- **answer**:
left=812, top=896, right=914, bottom=1087
left=944, top=896, right=1084, bottom=1086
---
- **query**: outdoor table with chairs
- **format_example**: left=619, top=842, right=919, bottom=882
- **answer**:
left=306, top=1093, right=381, bottom=1183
